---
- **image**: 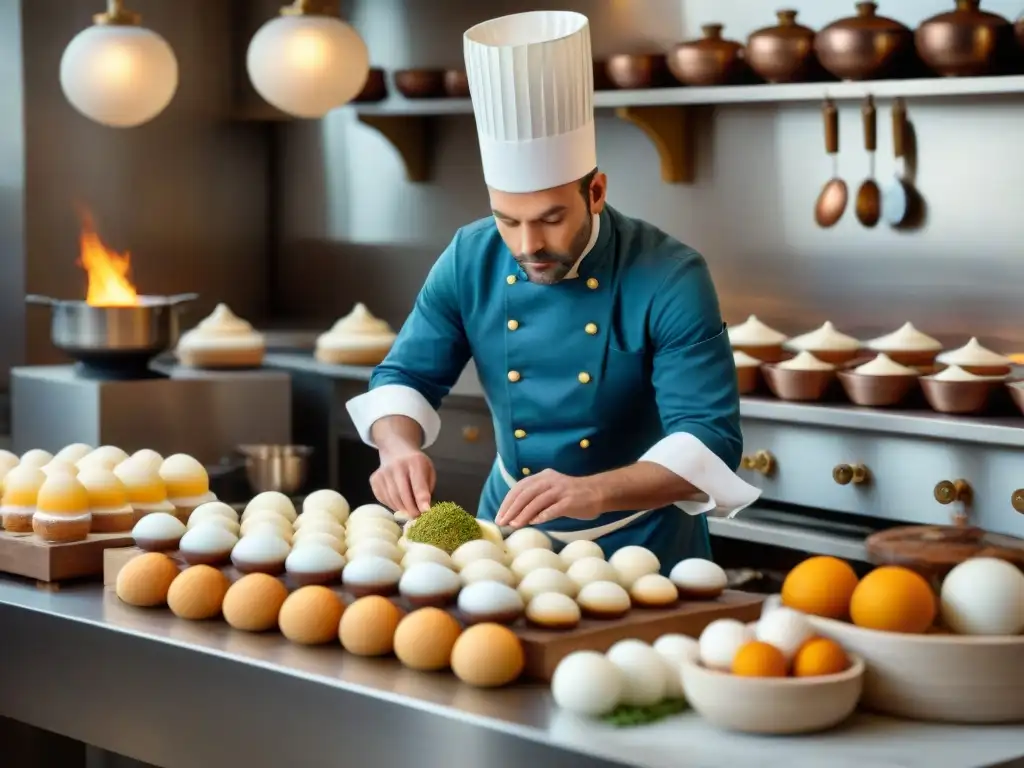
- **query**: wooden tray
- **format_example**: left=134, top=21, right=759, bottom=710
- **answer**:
left=0, top=530, right=135, bottom=585
left=104, top=546, right=764, bottom=680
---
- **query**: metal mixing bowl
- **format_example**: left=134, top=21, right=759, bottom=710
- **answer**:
left=237, top=444, right=313, bottom=495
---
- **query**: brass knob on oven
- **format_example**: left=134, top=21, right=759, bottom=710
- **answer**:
left=461, top=426, right=480, bottom=443
left=934, top=479, right=972, bottom=505
left=833, top=463, right=869, bottom=486
left=740, top=450, right=775, bottom=477
left=1011, top=489, right=1024, bottom=514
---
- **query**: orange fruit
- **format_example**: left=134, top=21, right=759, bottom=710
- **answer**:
left=792, top=637, right=848, bottom=677
left=731, top=641, right=788, bottom=678
left=849, top=566, right=936, bottom=634
left=781, top=556, right=859, bottom=619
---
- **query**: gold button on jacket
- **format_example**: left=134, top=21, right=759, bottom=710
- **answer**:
left=578, top=372, right=592, bottom=384
left=507, top=319, right=519, bottom=331
left=508, top=370, right=521, bottom=382
left=514, top=429, right=526, bottom=439
left=506, top=275, right=517, bottom=285
left=585, top=322, right=598, bottom=335
left=579, top=438, right=591, bottom=449
left=586, top=277, right=599, bottom=289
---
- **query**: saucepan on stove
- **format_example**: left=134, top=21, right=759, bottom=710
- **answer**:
left=25, top=293, right=198, bottom=373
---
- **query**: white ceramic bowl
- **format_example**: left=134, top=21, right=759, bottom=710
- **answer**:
left=680, top=654, right=864, bottom=735
left=810, top=616, right=1024, bottom=724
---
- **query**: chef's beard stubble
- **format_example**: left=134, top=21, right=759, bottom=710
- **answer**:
left=515, top=212, right=593, bottom=285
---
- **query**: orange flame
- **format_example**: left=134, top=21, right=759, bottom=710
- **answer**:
left=77, top=211, right=139, bottom=307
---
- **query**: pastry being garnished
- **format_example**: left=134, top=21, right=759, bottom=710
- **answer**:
left=405, top=501, right=482, bottom=554
left=936, top=337, right=1012, bottom=376
left=785, top=321, right=862, bottom=364
left=728, top=315, right=788, bottom=362
left=176, top=303, right=265, bottom=369
left=315, top=303, right=397, bottom=366
left=865, top=322, right=942, bottom=366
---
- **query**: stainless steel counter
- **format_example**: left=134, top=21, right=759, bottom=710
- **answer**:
left=0, top=580, right=1022, bottom=768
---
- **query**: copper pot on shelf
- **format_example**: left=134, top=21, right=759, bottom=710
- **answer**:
left=1017, top=14, right=1024, bottom=52
left=915, top=0, right=1013, bottom=77
left=605, top=54, right=670, bottom=89
left=814, top=2, right=913, bottom=81
left=393, top=69, right=447, bottom=99
left=352, top=67, right=387, bottom=103
left=668, top=23, right=746, bottom=86
left=746, top=9, right=818, bottom=83
left=593, top=60, right=615, bottom=90
left=443, top=69, right=470, bottom=98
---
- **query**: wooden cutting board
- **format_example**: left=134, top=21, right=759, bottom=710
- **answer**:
left=0, top=530, right=134, bottom=586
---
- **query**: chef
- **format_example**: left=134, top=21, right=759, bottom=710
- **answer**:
left=347, top=10, right=760, bottom=570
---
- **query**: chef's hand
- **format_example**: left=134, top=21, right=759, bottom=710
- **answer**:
left=370, top=446, right=435, bottom=517
left=496, top=469, right=604, bottom=529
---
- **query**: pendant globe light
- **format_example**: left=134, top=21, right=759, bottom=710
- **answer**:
left=247, top=0, right=370, bottom=119
left=59, top=0, right=179, bottom=128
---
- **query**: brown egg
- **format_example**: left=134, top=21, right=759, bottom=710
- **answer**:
left=338, top=595, right=403, bottom=656
left=393, top=607, right=462, bottom=671
left=279, top=586, right=345, bottom=645
left=450, top=623, right=525, bottom=687
left=222, top=573, right=288, bottom=632
left=116, top=552, right=180, bottom=607
left=167, top=565, right=229, bottom=620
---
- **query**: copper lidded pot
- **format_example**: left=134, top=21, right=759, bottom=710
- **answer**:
left=668, top=24, right=746, bottom=86
left=814, top=2, right=913, bottom=81
left=746, top=9, right=818, bottom=83
left=915, top=0, right=1013, bottom=77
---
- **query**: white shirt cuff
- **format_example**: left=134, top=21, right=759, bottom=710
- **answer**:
left=639, top=432, right=761, bottom=517
left=345, top=384, right=442, bottom=449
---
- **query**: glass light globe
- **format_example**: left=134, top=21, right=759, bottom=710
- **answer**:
left=247, top=15, right=370, bottom=119
left=60, top=25, right=178, bottom=128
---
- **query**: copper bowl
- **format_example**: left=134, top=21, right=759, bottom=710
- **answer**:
left=736, top=365, right=761, bottom=395
left=784, top=348, right=862, bottom=366
left=352, top=67, right=387, bottom=103
left=960, top=364, right=1012, bottom=376
left=606, top=54, right=670, bottom=89
left=732, top=343, right=786, bottom=363
left=746, top=9, right=818, bottom=83
left=915, top=0, right=1014, bottom=77
left=866, top=349, right=940, bottom=367
left=443, top=69, right=470, bottom=98
left=920, top=376, right=999, bottom=414
left=668, top=23, right=746, bottom=86
left=814, top=2, right=913, bottom=81
left=394, top=69, right=446, bottom=99
left=838, top=371, right=920, bottom=407
left=593, top=60, right=616, bottom=90
left=762, top=363, right=836, bottom=402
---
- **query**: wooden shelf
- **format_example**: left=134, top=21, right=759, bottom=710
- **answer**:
left=347, top=74, right=1024, bottom=185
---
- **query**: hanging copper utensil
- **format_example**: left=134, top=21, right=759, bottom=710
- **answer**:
left=854, top=95, right=881, bottom=228
left=882, top=98, right=911, bottom=227
left=814, top=99, right=847, bottom=228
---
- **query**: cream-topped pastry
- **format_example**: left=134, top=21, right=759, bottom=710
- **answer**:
left=78, top=467, right=135, bottom=533
left=0, top=465, right=45, bottom=533
left=785, top=321, right=861, bottom=364
left=315, top=303, right=397, bottom=366
left=867, top=322, right=941, bottom=353
left=776, top=351, right=835, bottom=372
left=852, top=354, right=917, bottom=377
left=177, top=303, right=265, bottom=369
left=159, top=454, right=217, bottom=521
left=930, top=365, right=988, bottom=383
left=114, top=460, right=176, bottom=521
left=936, top=338, right=1011, bottom=375
left=728, top=315, right=787, bottom=362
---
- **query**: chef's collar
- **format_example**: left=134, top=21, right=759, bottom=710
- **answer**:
left=564, top=213, right=601, bottom=280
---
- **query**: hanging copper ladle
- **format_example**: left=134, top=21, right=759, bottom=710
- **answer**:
left=814, top=98, right=847, bottom=228
left=855, top=95, right=881, bottom=228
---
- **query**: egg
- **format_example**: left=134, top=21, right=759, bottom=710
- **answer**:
left=279, top=586, right=345, bottom=645
left=517, top=568, right=578, bottom=602
left=347, top=538, right=403, bottom=563
left=291, top=508, right=338, bottom=530
left=399, top=561, right=461, bottom=607
left=669, top=558, right=728, bottom=600
left=511, top=548, right=565, bottom=580
left=179, top=522, right=238, bottom=565
left=348, top=503, right=395, bottom=525
left=295, top=519, right=347, bottom=541
left=457, top=580, right=524, bottom=624
left=459, top=559, right=517, bottom=588
left=576, top=580, right=631, bottom=620
left=186, top=513, right=239, bottom=536
left=605, top=640, right=671, bottom=706
left=338, top=595, right=403, bottom=656
left=393, top=607, right=462, bottom=671
left=762, top=594, right=784, bottom=616
left=285, top=543, right=346, bottom=586
left=242, top=491, right=296, bottom=523
left=242, top=519, right=294, bottom=544
left=559, top=540, right=604, bottom=565
left=699, top=618, right=754, bottom=671
left=188, top=501, right=239, bottom=526
left=940, top=557, right=1024, bottom=636
left=452, top=539, right=506, bottom=571
left=609, top=545, right=660, bottom=588
left=504, top=527, right=553, bottom=558
left=653, top=633, right=700, bottom=666
left=341, top=555, right=402, bottom=597
left=755, top=607, right=814, bottom=662
left=132, top=512, right=186, bottom=552
left=401, top=543, right=454, bottom=570
left=291, top=530, right=346, bottom=555
left=115, top=552, right=180, bottom=607
left=450, top=623, right=524, bottom=687
left=302, top=488, right=350, bottom=523
left=526, top=592, right=581, bottom=630
left=345, top=526, right=399, bottom=547
left=231, top=533, right=291, bottom=575
left=551, top=651, right=624, bottom=715
left=476, top=519, right=505, bottom=548
left=240, top=508, right=291, bottom=533
left=566, top=557, right=620, bottom=589
left=630, top=573, right=679, bottom=609
left=222, top=573, right=288, bottom=632
left=346, top=515, right=401, bottom=538
left=168, top=565, right=229, bottom=620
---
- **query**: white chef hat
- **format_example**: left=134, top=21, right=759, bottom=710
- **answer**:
left=463, top=11, right=597, bottom=194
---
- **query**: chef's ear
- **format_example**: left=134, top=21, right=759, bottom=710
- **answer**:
left=588, top=171, right=608, bottom=214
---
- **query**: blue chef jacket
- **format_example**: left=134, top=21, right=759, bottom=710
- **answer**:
left=348, top=205, right=750, bottom=573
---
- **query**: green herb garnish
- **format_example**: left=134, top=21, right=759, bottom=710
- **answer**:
left=601, top=698, right=688, bottom=727
left=406, top=500, right=482, bottom=554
